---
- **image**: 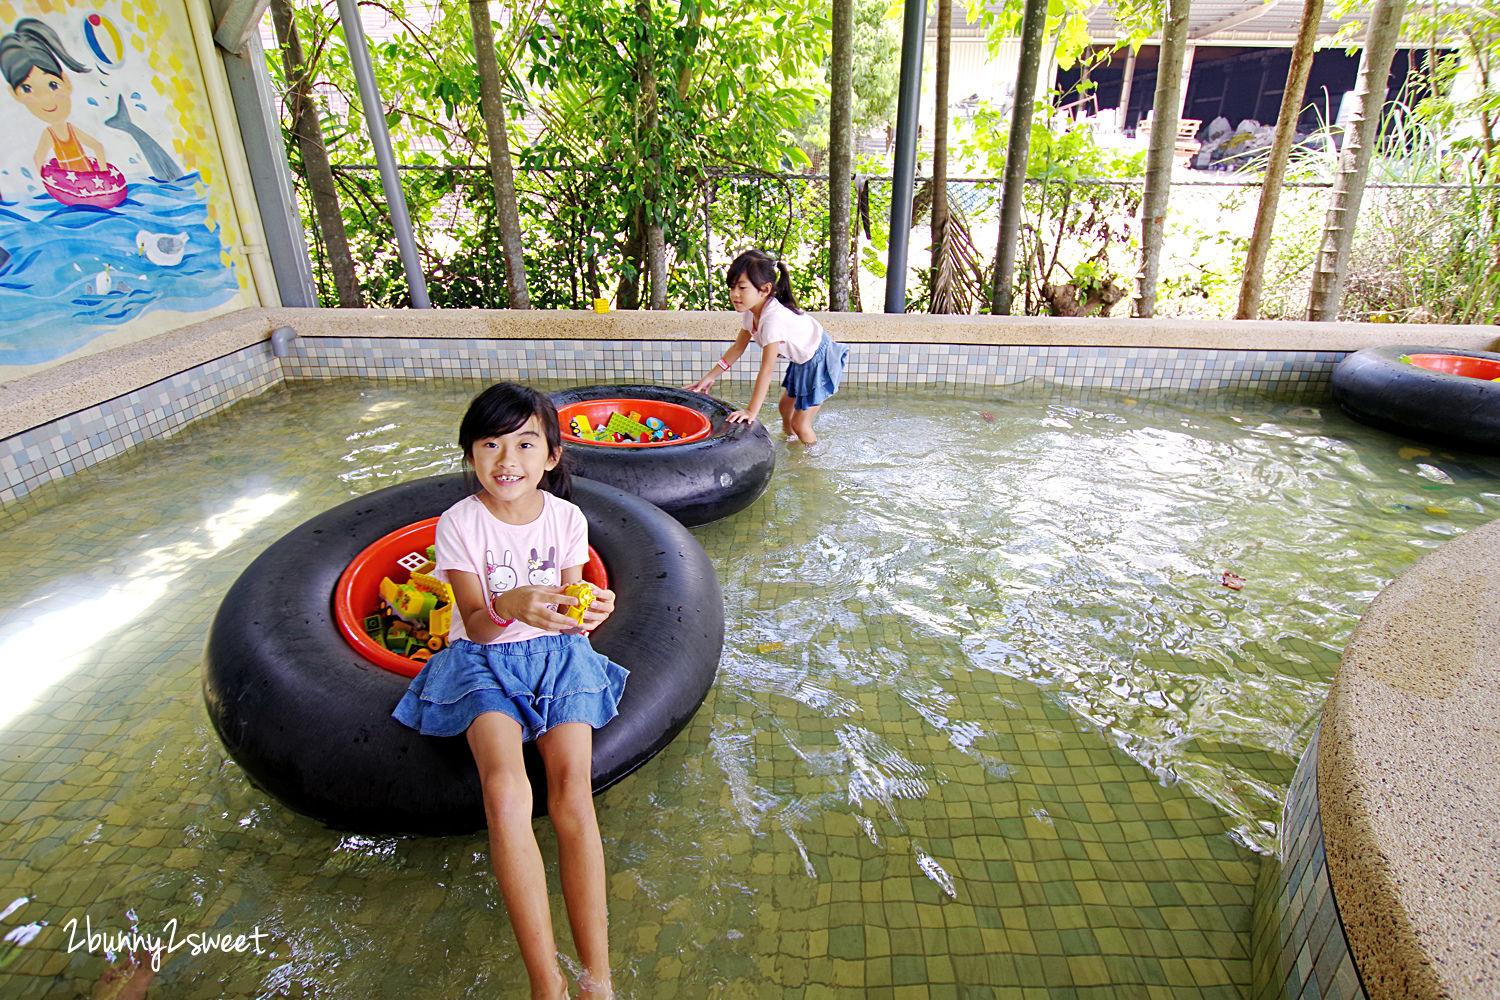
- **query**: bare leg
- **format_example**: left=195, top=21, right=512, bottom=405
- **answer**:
left=537, top=722, right=613, bottom=999
left=468, top=713, right=568, bottom=1000
left=790, top=403, right=822, bottom=445
left=778, top=392, right=796, bottom=438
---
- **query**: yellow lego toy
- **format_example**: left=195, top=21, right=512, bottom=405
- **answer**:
left=380, top=571, right=455, bottom=627
left=560, top=582, right=595, bottom=625
left=429, top=600, right=453, bottom=639
left=410, top=570, right=453, bottom=604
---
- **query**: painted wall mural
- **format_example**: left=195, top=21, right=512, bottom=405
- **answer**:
left=0, top=0, right=255, bottom=377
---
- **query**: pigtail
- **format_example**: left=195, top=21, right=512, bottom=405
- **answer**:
left=774, top=261, right=804, bottom=315
left=727, top=248, right=803, bottom=314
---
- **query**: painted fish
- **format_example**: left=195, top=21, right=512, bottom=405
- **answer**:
left=103, top=95, right=184, bottom=181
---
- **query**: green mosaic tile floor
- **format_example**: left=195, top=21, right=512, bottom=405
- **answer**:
left=2, top=381, right=1497, bottom=998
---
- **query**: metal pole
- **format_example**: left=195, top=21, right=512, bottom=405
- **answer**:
left=884, top=0, right=928, bottom=313
left=703, top=178, right=714, bottom=307
left=335, top=0, right=431, bottom=307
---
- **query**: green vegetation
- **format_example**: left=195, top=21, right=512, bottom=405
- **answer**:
left=265, top=0, right=1499, bottom=322
left=960, top=112, right=1146, bottom=315
left=1256, top=102, right=1500, bottom=323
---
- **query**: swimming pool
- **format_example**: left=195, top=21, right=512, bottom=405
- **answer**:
left=2, top=380, right=1495, bottom=997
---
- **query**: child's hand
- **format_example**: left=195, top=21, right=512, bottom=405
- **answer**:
left=493, top=585, right=581, bottom=632
left=684, top=375, right=716, bottom=393
left=727, top=409, right=757, bottom=423
left=577, top=586, right=615, bottom=632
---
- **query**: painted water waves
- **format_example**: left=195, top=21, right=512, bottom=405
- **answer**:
left=0, top=7, right=242, bottom=368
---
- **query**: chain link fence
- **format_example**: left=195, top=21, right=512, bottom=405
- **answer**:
left=299, top=165, right=1498, bottom=322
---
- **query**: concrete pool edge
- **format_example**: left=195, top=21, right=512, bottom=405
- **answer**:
left=3, top=306, right=1498, bottom=440
left=1318, top=518, right=1500, bottom=1000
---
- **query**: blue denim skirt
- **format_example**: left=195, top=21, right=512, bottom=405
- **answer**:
left=782, top=331, right=849, bottom=410
left=391, top=634, right=629, bottom=741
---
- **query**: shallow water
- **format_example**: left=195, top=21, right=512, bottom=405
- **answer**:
left=2, top=381, right=1496, bottom=998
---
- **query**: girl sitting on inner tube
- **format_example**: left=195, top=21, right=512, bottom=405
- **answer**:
left=687, top=248, right=849, bottom=446
left=392, top=382, right=626, bottom=1000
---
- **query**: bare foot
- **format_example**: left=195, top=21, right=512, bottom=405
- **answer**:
left=575, top=969, right=614, bottom=1000
left=93, top=952, right=157, bottom=1000
left=531, top=970, right=568, bottom=1000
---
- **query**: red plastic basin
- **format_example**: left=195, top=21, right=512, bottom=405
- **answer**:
left=1407, top=353, right=1500, bottom=381
left=334, top=516, right=609, bottom=677
left=557, top=398, right=712, bottom=447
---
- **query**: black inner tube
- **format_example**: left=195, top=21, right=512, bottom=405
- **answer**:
left=203, top=474, right=723, bottom=835
left=551, top=384, right=775, bottom=526
left=1331, top=345, right=1500, bottom=453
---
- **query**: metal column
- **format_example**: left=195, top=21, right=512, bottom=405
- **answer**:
left=335, top=0, right=431, bottom=307
left=216, top=31, right=319, bottom=307
left=883, top=0, right=928, bottom=313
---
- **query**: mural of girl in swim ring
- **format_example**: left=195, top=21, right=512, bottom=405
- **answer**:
left=0, top=7, right=247, bottom=373
left=2, top=17, right=124, bottom=208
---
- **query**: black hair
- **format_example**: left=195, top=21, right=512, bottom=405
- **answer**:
left=1, top=18, right=88, bottom=91
left=458, top=382, right=572, bottom=500
left=727, top=248, right=803, bottom=315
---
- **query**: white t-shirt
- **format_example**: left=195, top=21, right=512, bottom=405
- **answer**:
left=432, top=492, right=588, bottom=644
left=742, top=295, right=824, bottom=364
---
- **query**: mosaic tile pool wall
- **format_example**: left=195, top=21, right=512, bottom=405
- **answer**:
left=1, top=345, right=282, bottom=512
left=1251, top=728, right=1368, bottom=1000
left=275, top=337, right=1343, bottom=393
left=0, top=335, right=1344, bottom=512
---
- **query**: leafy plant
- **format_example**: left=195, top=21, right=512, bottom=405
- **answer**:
left=1253, top=94, right=1500, bottom=323
left=955, top=107, right=1145, bottom=315
left=523, top=0, right=829, bottom=306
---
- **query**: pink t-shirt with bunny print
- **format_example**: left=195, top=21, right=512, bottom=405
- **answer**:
left=432, top=492, right=588, bottom=644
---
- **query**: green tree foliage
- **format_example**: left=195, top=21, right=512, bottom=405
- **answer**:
left=523, top=0, right=830, bottom=306
left=263, top=0, right=1492, bottom=321
left=964, top=113, right=1145, bottom=314
left=967, top=0, right=1112, bottom=75
left=264, top=0, right=532, bottom=306
left=792, top=0, right=901, bottom=166
left=1401, top=0, right=1500, bottom=178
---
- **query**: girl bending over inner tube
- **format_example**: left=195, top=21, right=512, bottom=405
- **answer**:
left=687, top=248, right=849, bottom=446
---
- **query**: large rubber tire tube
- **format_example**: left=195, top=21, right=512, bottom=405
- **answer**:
left=203, top=474, right=723, bottom=835
left=551, top=383, right=775, bottom=527
left=1331, top=345, right=1500, bottom=453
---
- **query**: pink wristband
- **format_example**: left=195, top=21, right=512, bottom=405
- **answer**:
left=487, top=604, right=514, bottom=628
left=716, top=358, right=732, bottom=372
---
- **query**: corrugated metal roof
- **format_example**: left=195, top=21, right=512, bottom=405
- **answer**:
left=926, top=1, right=1387, bottom=46
left=1087, top=0, right=1367, bottom=44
